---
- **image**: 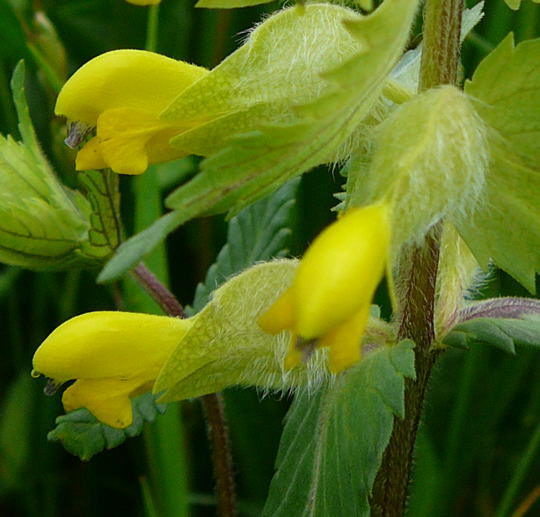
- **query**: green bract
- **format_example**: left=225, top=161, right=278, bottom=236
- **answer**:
left=154, top=260, right=331, bottom=401
left=263, top=340, right=415, bottom=517
left=348, top=86, right=489, bottom=248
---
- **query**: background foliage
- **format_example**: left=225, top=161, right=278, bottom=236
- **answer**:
left=0, top=0, right=538, bottom=516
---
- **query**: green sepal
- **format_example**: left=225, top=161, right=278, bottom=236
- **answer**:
left=165, top=0, right=419, bottom=218
left=348, top=86, right=488, bottom=247
left=262, top=340, right=415, bottom=517
left=47, top=393, right=166, bottom=461
left=459, top=35, right=540, bottom=292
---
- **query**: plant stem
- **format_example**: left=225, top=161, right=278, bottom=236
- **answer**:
left=201, top=393, right=237, bottom=517
left=371, top=0, right=464, bottom=514
left=130, top=262, right=237, bottom=517
left=145, top=4, right=160, bottom=53
left=371, top=231, right=443, bottom=516
left=132, top=263, right=187, bottom=318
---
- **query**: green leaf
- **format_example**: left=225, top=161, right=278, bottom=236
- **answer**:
left=47, top=393, right=166, bottom=461
left=97, top=211, right=182, bottom=283
left=262, top=340, right=415, bottom=517
left=98, top=0, right=419, bottom=281
left=389, top=2, right=484, bottom=95
left=442, top=316, right=540, bottom=354
left=196, top=0, right=274, bottom=8
left=459, top=35, right=540, bottom=291
left=189, top=178, right=299, bottom=314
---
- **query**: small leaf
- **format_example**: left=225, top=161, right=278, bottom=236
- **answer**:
left=98, top=173, right=298, bottom=285
left=389, top=2, right=485, bottom=95
left=460, top=35, right=540, bottom=291
left=97, top=211, right=183, bottom=283
left=457, top=297, right=540, bottom=322
left=262, top=340, right=415, bottom=517
left=47, top=393, right=166, bottom=461
left=442, top=316, right=540, bottom=354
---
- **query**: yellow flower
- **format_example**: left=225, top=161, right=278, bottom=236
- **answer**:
left=32, top=311, right=192, bottom=428
left=55, top=50, right=208, bottom=175
left=259, top=204, right=390, bottom=373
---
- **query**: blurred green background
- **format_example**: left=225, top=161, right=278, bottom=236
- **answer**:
left=0, top=0, right=538, bottom=516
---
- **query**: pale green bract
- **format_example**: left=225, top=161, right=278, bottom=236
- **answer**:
left=98, top=0, right=420, bottom=282
left=347, top=86, right=489, bottom=248
left=165, top=0, right=420, bottom=216
left=460, top=35, right=540, bottom=292
left=154, top=260, right=332, bottom=401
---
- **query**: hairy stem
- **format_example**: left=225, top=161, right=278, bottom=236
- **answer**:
left=371, top=0, right=464, bottom=514
left=132, top=263, right=187, bottom=318
left=131, top=262, right=237, bottom=516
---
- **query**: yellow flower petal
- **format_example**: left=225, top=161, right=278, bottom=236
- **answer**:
left=33, top=311, right=192, bottom=383
left=294, top=204, right=390, bottom=339
left=258, top=286, right=296, bottom=334
left=258, top=203, right=390, bottom=373
left=55, top=49, right=207, bottom=174
left=55, top=50, right=207, bottom=126
left=75, top=136, right=107, bottom=170
left=82, top=108, right=187, bottom=175
left=320, top=305, right=370, bottom=373
left=62, top=377, right=144, bottom=428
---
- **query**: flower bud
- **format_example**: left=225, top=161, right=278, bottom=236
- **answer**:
left=259, top=204, right=390, bottom=372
